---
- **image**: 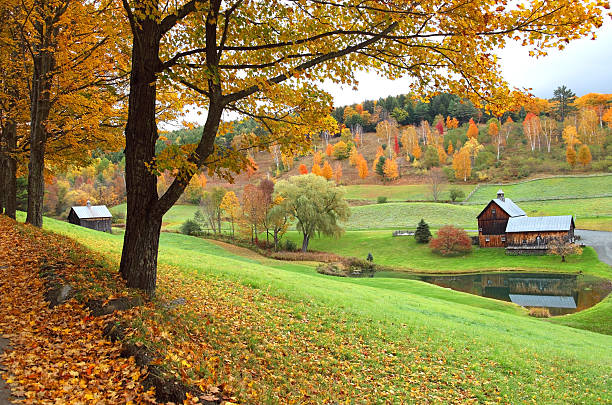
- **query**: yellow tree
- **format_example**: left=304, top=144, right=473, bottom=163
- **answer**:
left=17, top=0, right=127, bottom=227
left=401, top=126, right=418, bottom=158
left=325, top=143, right=333, bottom=157
left=334, top=163, right=343, bottom=184
left=566, top=146, right=577, bottom=168
left=412, top=144, right=422, bottom=160
left=578, top=108, right=602, bottom=145
left=453, top=148, right=472, bottom=181
left=116, top=0, right=608, bottom=294
left=562, top=126, right=581, bottom=148
left=357, top=155, right=369, bottom=179
left=437, top=146, right=448, bottom=165
left=575, top=93, right=612, bottom=127
left=311, top=163, right=323, bottom=177
left=220, top=190, right=240, bottom=237
left=321, top=160, right=334, bottom=180
left=577, top=144, right=592, bottom=168
left=603, top=108, right=612, bottom=127
left=383, top=158, right=399, bottom=180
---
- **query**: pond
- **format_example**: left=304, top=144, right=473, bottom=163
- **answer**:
left=419, top=272, right=612, bottom=316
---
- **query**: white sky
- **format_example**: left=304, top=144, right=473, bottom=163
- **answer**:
left=169, top=19, right=612, bottom=129
left=326, top=20, right=612, bottom=105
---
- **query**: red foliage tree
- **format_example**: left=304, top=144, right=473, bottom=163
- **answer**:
left=429, top=225, right=472, bottom=256
left=393, top=135, right=400, bottom=155
left=435, top=121, right=444, bottom=135
left=298, top=163, right=308, bottom=174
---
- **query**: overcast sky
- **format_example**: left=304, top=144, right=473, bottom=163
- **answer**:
left=325, top=20, right=612, bottom=107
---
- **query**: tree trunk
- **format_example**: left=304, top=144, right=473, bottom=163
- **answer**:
left=26, top=45, right=55, bottom=227
left=301, top=233, right=310, bottom=252
left=0, top=126, right=6, bottom=214
left=119, top=18, right=163, bottom=296
left=2, top=122, right=17, bottom=219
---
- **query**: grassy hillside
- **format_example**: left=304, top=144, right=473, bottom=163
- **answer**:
left=466, top=175, right=612, bottom=203
left=343, top=184, right=474, bottom=202
left=19, top=213, right=612, bottom=403
left=286, top=230, right=612, bottom=278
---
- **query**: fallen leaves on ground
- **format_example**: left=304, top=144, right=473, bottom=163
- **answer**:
left=0, top=217, right=155, bottom=404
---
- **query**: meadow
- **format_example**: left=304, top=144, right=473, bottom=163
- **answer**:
left=465, top=174, right=612, bottom=203
left=284, top=230, right=612, bottom=278
left=342, top=183, right=474, bottom=201
left=18, top=213, right=612, bottom=403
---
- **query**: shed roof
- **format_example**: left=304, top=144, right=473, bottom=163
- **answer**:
left=509, top=294, right=576, bottom=309
left=477, top=198, right=526, bottom=218
left=505, top=215, right=573, bottom=233
left=71, top=205, right=112, bottom=219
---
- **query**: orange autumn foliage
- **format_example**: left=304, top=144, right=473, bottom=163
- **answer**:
left=298, top=163, right=308, bottom=174
left=321, top=161, right=334, bottom=180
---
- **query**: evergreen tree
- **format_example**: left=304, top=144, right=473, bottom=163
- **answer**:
left=376, top=155, right=387, bottom=177
left=552, top=85, right=577, bottom=121
left=415, top=219, right=432, bottom=243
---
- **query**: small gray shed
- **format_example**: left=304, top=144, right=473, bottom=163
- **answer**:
left=68, top=201, right=113, bottom=233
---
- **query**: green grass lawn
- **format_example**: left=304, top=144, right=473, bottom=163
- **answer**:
left=342, top=184, right=475, bottom=201
left=15, top=213, right=612, bottom=402
left=466, top=175, right=612, bottom=203
left=286, top=229, right=612, bottom=279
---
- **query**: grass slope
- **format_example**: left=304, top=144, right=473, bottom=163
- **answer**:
left=345, top=202, right=480, bottom=229
left=343, top=184, right=474, bottom=202
left=25, top=214, right=612, bottom=403
left=549, top=294, right=612, bottom=335
left=467, top=175, right=612, bottom=203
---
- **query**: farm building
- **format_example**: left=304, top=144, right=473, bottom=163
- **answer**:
left=68, top=201, right=113, bottom=233
left=477, top=190, right=575, bottom=254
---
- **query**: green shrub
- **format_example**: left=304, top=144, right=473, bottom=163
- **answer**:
left=283, top=239, right=298, bottom=252
left=180, top=219, right=202, bottom=236
left=449, top=188, right=465, bottom=202
left=377, top=196, right=388, bottom=204
left=414, top=219, right=432, bottom=243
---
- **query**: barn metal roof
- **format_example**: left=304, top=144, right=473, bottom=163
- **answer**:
left=71, top=205, right=112, bottom=219
left=505, top=215, right=573, bottom=233
left=509, top=294, right=576, bottom=309
left=477, top=197, right=526, bottom=218
left=493, top=198, right=526, bottom=217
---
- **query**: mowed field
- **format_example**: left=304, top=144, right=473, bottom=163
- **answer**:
left=17, top=214, right=612, bottom=403
left=342, top=184, right=475, bottom=201
left=466, top=175, right=612, bottom=203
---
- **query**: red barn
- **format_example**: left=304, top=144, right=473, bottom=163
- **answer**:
left=477, top=190, right=526, bottom=247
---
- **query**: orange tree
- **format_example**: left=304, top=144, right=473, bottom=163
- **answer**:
left=117, top=0, right=607, bottom=295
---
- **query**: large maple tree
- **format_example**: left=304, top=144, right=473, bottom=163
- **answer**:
left=118, top=0, right=606, bottom=295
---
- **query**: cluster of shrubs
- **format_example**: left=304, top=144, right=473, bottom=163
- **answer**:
left=316, top=256, right=377, bottom=278
left=414, top=219, right=472, bottom=256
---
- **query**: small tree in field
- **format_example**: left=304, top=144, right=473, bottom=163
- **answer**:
left=414, top=219, right=432, bottom=243
left=298, top=164, right=308, bottom=175
left=548, top=238, right=582, bottom=262
left=430, top=225, right=472, bottom=256
left=449, top=188, right=465, bottom=202
left=274, top=174, right=350, bottom=252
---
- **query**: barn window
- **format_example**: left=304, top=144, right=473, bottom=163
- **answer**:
left=485, top=237, right=490, bottom=242
left=491, top=208, right=496, bottom=215
left=501, top=236, right=506, bottom=242
left=478, top=227, right=482, bottom=232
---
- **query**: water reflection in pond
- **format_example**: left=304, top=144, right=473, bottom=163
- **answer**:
left=419, top=273, right=612, bottom=316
